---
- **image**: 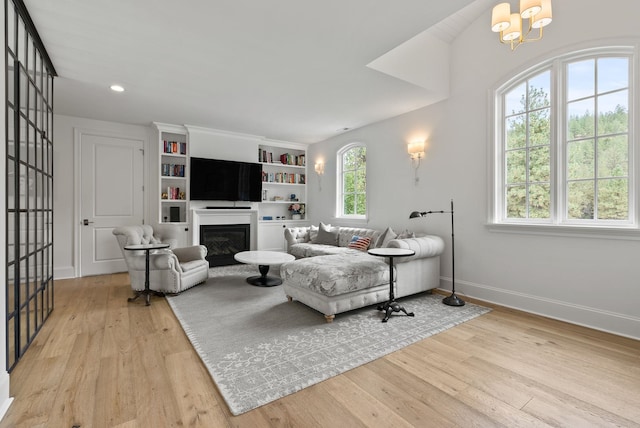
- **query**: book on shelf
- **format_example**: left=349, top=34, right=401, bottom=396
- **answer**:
left=258, top=149, right=305, bottom=167
left=163, top=140, right=187, bottom=155
left=259, top=149, right=274, bottom=163
left=279, top=153, right=306, bottom=166
left=261, top=171, right=306, bottom=184
left=161, top=163, right=185, bottom=177
left=163, top=186, right=185, bottom=200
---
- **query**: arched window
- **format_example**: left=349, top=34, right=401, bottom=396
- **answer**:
left=492, top=47, right=634, bottom=230
left=337, top=143, right=367, bottom=218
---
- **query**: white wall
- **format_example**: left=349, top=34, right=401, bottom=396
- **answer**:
left=53, top=115, right=152, bottom=279
left=186, top=125, right=261, bottom=163
left=308, top=0, right=640, bottom=339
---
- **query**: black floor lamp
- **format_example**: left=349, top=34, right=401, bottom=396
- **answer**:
left=409, top=199, right=465, bottom=307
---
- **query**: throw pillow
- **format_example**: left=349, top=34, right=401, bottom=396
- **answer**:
left=396, top=229, right=415, bottom=239
left=348, top=235, right=372, bottom=251
left=376, top=226, right=397, bottom=248
left=314, top=222, right=339, bottom=246
left=309, top=224, right=320, bottom=242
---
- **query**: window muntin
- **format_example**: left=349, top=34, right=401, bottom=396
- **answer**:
left=337, top=144, right=367, bottom=218
left=495, top=48, right=633, bottom=228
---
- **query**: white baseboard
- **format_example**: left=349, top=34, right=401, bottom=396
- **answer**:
left=0, top=370, right=12, bottom=421
left=438, top=277, right=640, bottom=340
left=54, top=266, right=76, bottom=279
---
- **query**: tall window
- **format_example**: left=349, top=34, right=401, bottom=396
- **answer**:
left=494, top=47, right=633, bottom=228
left=337, top=144, right=367, bottom=218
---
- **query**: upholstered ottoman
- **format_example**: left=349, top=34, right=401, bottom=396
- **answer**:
left=280, top=252, right=392, bottom=322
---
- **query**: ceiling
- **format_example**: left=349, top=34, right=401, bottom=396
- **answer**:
left=24, top=0, right=492, bottom=143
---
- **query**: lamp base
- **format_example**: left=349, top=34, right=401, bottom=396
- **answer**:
left=442, top=293, right=465, bottom=307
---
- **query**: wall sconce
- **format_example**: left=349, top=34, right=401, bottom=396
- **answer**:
left=407, top=141, right=425, bottom=185
left=314, top=161, right=325, bottom=191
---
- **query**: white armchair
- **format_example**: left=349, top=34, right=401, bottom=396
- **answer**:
left=112, top=224, right=209, bottom=294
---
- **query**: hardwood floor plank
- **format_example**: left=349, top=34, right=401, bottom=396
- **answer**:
left=370, top=357, right=507, bottom=427
left=317, top=374, right=416, bottom=428
left=1, top=276, right=638, bottom=427
left=465, top=332, right=640, bottom=421
left=259, top=384, right=368, bottom=428
left=93, top=353, right=138, bottom=427
left=455, top=386, right=554, bottom=428
left=344, top=363, right=459, bottom=427
left=47, top=331, right=103, bottom=427
left=164, top=351, right=229, bottom=427
left=463, top=356, right=640, bottom=427
left=522, top=394, right=640, bottom=428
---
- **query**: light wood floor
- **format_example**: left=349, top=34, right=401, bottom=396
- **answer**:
left=2, top=273, right=639, bottom=428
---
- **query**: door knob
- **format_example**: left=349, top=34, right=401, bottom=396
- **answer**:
left=82, top=219, right=94, bottom=226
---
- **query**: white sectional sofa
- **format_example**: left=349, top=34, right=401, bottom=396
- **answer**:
left=280, top=224, right=444, bottom=322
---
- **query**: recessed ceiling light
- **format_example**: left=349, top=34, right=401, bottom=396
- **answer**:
left=110, top=84, right=125, bottom=92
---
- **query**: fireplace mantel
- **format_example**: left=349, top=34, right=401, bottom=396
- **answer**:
left=191, top=209, right=258, bottom=249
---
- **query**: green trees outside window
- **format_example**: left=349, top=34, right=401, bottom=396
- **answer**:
left=499, top=50, right=632, bottom=225
left=339, top=145, right=367, bottom=217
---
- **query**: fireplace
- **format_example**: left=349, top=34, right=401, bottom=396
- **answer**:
left=200, top=224, right=250, bottom=267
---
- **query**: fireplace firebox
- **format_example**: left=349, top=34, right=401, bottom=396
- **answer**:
left=200, top=224, right=250, bottom=267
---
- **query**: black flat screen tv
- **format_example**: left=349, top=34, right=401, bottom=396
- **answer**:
left=190, top=157, right=263, bottom=202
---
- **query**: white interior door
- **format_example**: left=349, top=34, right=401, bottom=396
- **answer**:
left=79, top=131, right=144, bottom=276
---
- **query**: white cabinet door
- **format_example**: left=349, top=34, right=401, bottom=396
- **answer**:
left=257, top=222, right=288, bottom=251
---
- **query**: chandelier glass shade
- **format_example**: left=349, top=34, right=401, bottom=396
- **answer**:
left=491, top=0, right=552, bottom=50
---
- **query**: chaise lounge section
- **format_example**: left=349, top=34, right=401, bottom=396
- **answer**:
left=281, top=224, right=445, bottom=322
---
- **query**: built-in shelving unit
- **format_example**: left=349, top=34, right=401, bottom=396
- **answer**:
left=258, top=142, right=308, bottom=225
left=154, top=124, right=190, bottom=236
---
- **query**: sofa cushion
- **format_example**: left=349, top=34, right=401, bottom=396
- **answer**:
left=290, top=243, right=360, bottom=259
left=315, top=222, right=339, bottom=245
left=281, top=253, right=390, bottom=297
left=387, top=235, right=445, bottom=263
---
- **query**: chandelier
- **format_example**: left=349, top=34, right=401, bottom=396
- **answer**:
left=491, top=0, right=552, bottom=51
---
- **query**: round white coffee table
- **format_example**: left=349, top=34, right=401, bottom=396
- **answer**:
left=234, top=250, right=295, bottom=287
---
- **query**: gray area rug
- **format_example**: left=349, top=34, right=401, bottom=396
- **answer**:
left=166, top=264, right=491, bottom=415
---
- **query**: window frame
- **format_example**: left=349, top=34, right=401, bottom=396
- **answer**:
left=336, top=142, right=367, bottom=220
left=490, top=46, right=638, bottom=238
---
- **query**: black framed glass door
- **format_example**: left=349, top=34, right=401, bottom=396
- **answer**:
left=5, top=0, right=56, bottom=371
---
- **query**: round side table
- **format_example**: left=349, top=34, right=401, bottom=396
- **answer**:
left=368, top=247, right=416, bottom=322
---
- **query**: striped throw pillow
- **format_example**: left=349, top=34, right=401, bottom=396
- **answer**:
left=348, top=235, right=372, bottom=251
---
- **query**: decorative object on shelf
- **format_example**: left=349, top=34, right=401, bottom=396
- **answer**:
left=407, top=140, right=425, bottom=185
left=288, top=203, right=305, bottom=220
left=161, top=192, right=168, bottom=200
left=491, top=0, right=552, bottom=51
left=315, top=160, right=325, bottom=191
left=262, top=189, right=268, bottom=201
left=409, top=199, right=465, bottom=307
